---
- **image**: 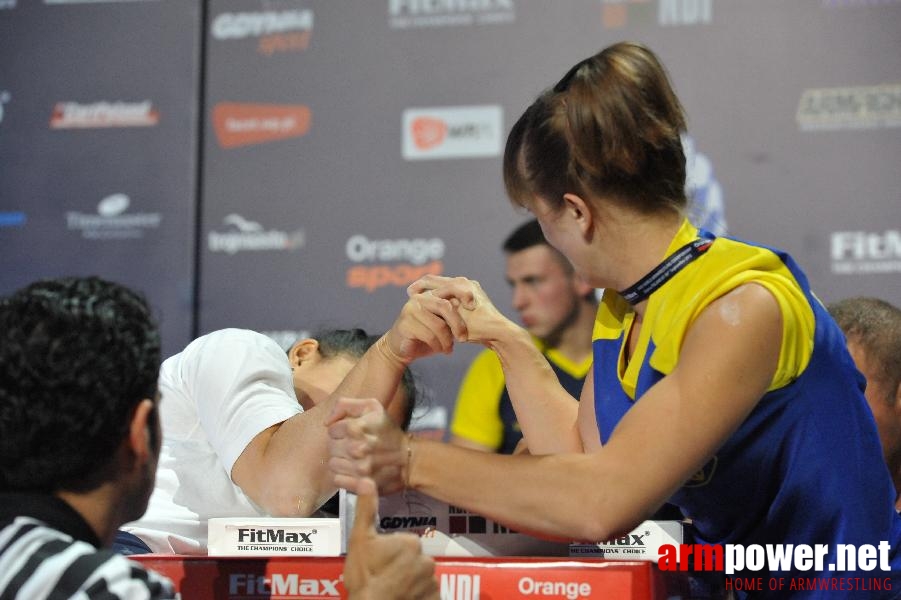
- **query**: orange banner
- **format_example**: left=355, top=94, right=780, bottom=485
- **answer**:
left=212, top=103, right=311, bottom=149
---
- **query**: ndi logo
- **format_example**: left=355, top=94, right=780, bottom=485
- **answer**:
left=831, top=230, right=901, bottom=274
left=440, top=574, right=481, bottom=600
left=659, top=0, right=711, bottom=25
left=602, top=0, right=711, bottom=29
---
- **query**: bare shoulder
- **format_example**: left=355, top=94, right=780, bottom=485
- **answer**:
left=678, top=282, right=782, bottom=394
left=697, top=282, right=782, bottom=337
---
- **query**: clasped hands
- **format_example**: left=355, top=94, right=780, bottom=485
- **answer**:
left=333, top=275, right=502, bottom=599
left=328, top=275, right=506, bottom=495
left=377, top=275, right=509, bottom=365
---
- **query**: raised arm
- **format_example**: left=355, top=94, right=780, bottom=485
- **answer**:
left=331, top=283, right=781, bottom=540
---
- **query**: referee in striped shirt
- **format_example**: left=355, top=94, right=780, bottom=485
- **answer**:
left=0, top=276, right=175, bottom=599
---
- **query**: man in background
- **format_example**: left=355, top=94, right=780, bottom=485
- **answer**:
left=829, top=296, right=901, bottom=508
left=450, top=219, right=597, bottom=453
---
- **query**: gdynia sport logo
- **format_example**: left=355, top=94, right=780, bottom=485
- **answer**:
left=658, top=541, right=893, bottom=593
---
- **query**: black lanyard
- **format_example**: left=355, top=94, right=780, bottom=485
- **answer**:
left=619, top=237, right=714, bottom=305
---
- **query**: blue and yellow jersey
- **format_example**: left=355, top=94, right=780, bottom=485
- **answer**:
left=592, top=219, right=901, bottom=594
left=593, top=218, right=815, bottom=406
left=451, top=340, right=590, bottom=454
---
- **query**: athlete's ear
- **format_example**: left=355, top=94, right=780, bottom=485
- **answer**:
left=128, top=398, right=155, bottom=465
left=562, top=193, right=593, bottom=238
left=288, top=339, right=320, bottom=367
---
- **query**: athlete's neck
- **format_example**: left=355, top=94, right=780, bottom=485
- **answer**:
left=545, top=299, right=597, bottom=364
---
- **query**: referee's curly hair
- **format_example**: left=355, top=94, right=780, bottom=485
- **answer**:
left=0, top=276, right=161, bottom=493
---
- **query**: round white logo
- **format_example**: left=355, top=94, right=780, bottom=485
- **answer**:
left=97, top=193, right=131, bottom=217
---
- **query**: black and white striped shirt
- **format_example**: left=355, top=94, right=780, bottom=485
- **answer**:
left=0, top=493, right=176, bottom=600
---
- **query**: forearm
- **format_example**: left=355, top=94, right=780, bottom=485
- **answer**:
left=331, top=335, right=406, bottom=405
left=241, top=338, right=406, bottom=516
left=487, top=324, right=581, bottom=453
left=295, top=344, right=406, bottom=510
left=407, top=439, right=636, bottom=542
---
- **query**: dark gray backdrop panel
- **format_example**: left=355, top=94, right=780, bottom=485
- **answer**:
left=0, top=0, right=201, bottom=357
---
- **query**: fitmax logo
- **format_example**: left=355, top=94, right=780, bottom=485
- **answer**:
left=832, top=230, right=901, bottom=260
left=237, top=528, right=315, bottom=543
left=229, top=573, right=340, bottom=596
left=831, top=230, right=901, bottom=274
left=601, top=532, right=649, bottom=547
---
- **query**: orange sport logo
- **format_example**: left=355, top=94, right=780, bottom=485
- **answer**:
left=212, top=103, right=311, bottom=149
left=345, top=234, right=445, bottom=293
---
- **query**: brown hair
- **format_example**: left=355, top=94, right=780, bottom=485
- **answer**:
left=504, top=42, right=688, bottom=215
left=828, top=297, right=901, bottom=405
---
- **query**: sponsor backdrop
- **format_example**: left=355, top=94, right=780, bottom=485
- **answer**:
left=1, top=1, right=899, bottom=435
left=0, top=0, right=201, bottom=356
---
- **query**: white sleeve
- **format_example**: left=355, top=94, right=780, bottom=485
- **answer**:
left=180, top=329, right=302, bottom=475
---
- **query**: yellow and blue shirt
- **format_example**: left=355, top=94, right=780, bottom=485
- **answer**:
left=593, top=219, right=901, bottom=595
